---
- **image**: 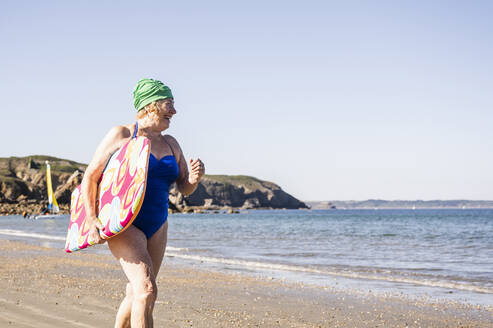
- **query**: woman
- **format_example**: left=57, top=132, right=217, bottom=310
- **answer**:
left=81, top=78, right=205, bottom=327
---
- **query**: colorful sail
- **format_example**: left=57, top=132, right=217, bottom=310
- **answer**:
left=45, top=161, right=59, bottom=214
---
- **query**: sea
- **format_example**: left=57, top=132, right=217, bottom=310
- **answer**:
left=1, top=209, right=492, bottom=307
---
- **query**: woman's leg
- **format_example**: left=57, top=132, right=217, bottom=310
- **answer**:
left=144, top=221, right=169, bottom=327
left=147, top=220, right=168, bottom=276
left=108, top=226, right=157, bottom=328
left=113, top=282, right=134, bottom=328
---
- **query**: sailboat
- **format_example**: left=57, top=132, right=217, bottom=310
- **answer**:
left=34, top=161, right=63, bottom=219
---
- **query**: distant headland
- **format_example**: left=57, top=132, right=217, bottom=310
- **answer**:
left=307, top=200, right=493, bottom=210
left=0, top=155, right=307, bottom=215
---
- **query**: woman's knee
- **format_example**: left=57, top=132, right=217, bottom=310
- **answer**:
left=133, top=278, right=157, bottom=302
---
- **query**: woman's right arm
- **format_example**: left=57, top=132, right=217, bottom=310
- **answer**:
left=81, top=125, right=130, bottom=244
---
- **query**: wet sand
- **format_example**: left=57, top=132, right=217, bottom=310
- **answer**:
left=0, top=240, right=491, bottom=327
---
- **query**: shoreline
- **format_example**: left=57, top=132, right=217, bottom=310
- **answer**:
left=2, top=228, right=492, bottom=308
left=1, top=239, right=492, bottom=327
left=2, top=211, right=493, bottom=310
left=2, top=203, right=493, bottom=217
left=0, top=202, right=306, bottom=216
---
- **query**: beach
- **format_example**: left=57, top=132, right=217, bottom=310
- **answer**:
left=1, top=240, right=491, bottom=328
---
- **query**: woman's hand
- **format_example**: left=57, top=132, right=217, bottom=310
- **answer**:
left=188, top=158, right=205, bottom=185
left=87, top=215, right=105, bottom=245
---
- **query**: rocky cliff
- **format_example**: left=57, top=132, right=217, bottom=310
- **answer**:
left=0, top=156, right=85, bottom=214
left=0, top=155, right=307, bottom=215
left=169, top=175, right=307, bottom=211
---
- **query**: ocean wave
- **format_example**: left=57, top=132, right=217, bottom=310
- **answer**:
left=0, top=229, right=185, bottom=252
left=1, top=228, right=491, bottom=295
left=165, top=252, right=493, bottom=294
left=0, top=229, right=66, bottom=241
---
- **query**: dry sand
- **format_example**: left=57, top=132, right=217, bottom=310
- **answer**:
left=0, top=239, right=491, bottom=327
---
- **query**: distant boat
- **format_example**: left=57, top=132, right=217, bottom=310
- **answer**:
left=34, top=161, right=63, bottom=220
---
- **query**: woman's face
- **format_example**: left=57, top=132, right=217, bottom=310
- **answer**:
left=154, top=98, right=176, bottom=129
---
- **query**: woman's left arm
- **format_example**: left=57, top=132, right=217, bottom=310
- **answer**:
left=165, top=135, right=205, bottom=196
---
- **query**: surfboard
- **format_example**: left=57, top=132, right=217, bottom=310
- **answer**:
left=65, top=136, right=150, bottom=252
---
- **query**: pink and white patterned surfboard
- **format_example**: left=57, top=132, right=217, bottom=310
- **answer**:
left=65, top=136, right=150, bottom=252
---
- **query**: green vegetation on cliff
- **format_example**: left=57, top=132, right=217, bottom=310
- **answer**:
left=204, top=175, right=278, bottom=190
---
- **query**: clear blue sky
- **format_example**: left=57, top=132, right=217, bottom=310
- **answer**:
left=1, top=1, right=492, bottom=201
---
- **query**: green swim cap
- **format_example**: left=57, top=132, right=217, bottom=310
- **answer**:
left=133, top=78, right=173, bottom=111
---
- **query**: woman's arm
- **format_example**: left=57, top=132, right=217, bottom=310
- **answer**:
left=165, top=135, right=205, bottom=196
left=81, top=125, right=131, bottom=244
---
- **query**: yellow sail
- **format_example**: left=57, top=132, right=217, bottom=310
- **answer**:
left=45, top=161, right=59, bottom=214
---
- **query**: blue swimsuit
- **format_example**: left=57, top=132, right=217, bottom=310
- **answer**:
left=131, top=123, right=179, bottom=238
